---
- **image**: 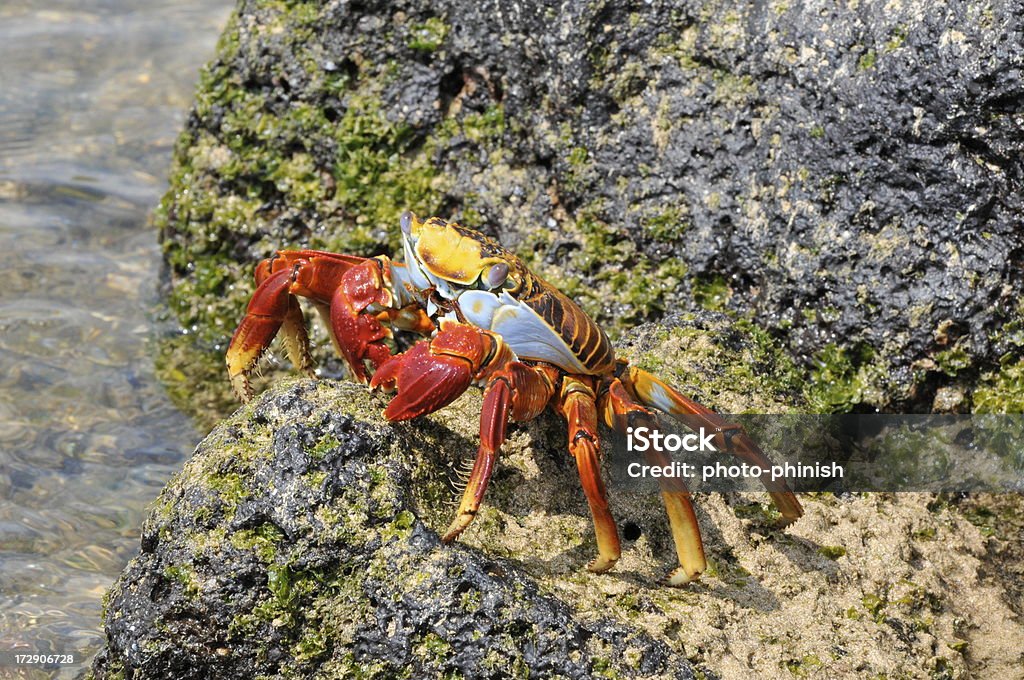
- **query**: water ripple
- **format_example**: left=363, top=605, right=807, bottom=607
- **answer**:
left=0, top=1, right=231, bottom=676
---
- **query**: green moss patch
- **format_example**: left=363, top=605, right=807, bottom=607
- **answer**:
left=973, top=357, right=1024, bottom=413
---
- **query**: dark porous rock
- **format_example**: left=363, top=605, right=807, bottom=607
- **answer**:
left=97, top=322, right=1024, bottom=677
left=88, top=381, right=692, bottom=680
left=157, top=0, right=1024, bottom=417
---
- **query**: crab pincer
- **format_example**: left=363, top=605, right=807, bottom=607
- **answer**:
left=369, top=338, right=473, bottom=421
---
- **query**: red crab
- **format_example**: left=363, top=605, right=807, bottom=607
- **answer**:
left=226, top=212, right=802, bottom=584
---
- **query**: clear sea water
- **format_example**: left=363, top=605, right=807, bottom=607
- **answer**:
left=0, top=2, right=230, bottom=676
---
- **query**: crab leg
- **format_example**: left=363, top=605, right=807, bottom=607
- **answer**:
left=444, top=376, right=509, bottom=541
left=370, top=321, right=562, bottom=542
left=625, top=365, right=803, bottom=523
left=604, top=379, right=706, bottom=585
left=441, top=362, right=556, bottom=542
left=226, top=250, right=401, bottom=398
left=557, top=377, right=621, bottom=573
left=227, top=265, right=313, bottom=401
left=281, top=296, right=315, bottom=376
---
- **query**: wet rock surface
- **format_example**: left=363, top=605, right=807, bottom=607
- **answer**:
left=88, top=381, right=692, bottom=680
left=127, top=0, right=1024, bottom=676
left=157, top=0, right=1024, bottom=414
left=94, top=317, right=1024, bottom=678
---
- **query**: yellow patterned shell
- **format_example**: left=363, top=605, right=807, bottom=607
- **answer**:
left=404, top=213, right=615, bottom=375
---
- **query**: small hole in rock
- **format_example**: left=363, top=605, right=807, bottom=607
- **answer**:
left=622, top=521, right=642, bottom=541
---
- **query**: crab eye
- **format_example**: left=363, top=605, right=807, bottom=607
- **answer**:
left=486, top=263, right=509, bottom=289
left=400, top=210, right=414, bottom=235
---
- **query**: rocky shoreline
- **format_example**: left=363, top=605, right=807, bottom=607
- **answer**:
left=90, top=318, right=1024, bottom=678
left=92, top=0, right=1024, bottom=676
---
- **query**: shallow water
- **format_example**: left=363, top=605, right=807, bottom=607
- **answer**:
left=0, top=2, right=230, bottom=676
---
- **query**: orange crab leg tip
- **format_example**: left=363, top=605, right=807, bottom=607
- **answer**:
left=771, top=492, right=804, bottom=525
left=226, top=316, right=287, bottom=401
left=225, top=266, right=303, bottom=401
left=441, top=519, right=470, bottom=544
left=659, top=489, right=707, bottom=586
left=279, top=297, right=315, bottom=377
left=230, top=373, right=254, bottom=403
left=441, top=447, right=495, bottom=543
left=667, top=565, right=704, bottom=587
left=225, top=329, right=265, bottom=376
left=586, top=555, right=619, bottom=574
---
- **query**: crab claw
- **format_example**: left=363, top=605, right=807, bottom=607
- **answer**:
left=370, top=341, right=474, bottom=421
left=371, top=321, right=514, bottom=422
left=329, top=297, right=391, bottom=384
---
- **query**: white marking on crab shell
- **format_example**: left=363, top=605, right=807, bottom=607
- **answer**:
left=455, top=289, right=503, bottom=327
left=456, top=290, right=591, bottom=374
left=402, top=236, right=433, bottom=292
left=387, top=263, right=421, bottom=308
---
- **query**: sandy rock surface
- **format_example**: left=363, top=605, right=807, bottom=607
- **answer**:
left=92, top=319, right=1024, bottom=678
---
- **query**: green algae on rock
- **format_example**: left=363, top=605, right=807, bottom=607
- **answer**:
left=92, top=325, right=1024, bottom=677
left=88, top=380, right=692, bottom=680
left=156, top=0, right=1024, bottom=417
